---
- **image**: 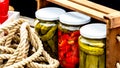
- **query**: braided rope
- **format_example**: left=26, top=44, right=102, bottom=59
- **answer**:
left=0, top=46, right=15, bottom=54
left=34, top=57, right=47, bottom=62
left=4, top=22, right=29, bottom=67
left=4, top=22, right=43, bottom=68
left=42, top=50, right=59, bottom=67
left=0, top=32, right=5, bottom=43
left=0, top=19, right=25, bottom=33
left=5, top=44, right=43, bottom=68
left=0, top=20, right=59, bottom=68
left=5, top=24, right=21, bottom=47
left=26, top=25, right=59, bottom=68
left=0, top=64, right=4, bottom=68
left=0, top=19, right=24, bottom=45
left=0, top=54, right=12, bottom=60
left=3, top=46, right=22, bottom=67
left=27, top=27, right=39, bottom=51
left=0, top=36, right=7, bottom=45
left=3, top=19, right=26, bottom=67
left=15, top=22, right=29, bottom=63
left=9, top=44, right=18, bottom=49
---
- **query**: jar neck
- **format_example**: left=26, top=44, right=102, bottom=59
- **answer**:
left=38, top=19, right=58, bottom=23
left=81, top=36, right=105, bottom=40
left=79, top=36, right=106, bottom=47
left=59, top=22, right=81, bottom=31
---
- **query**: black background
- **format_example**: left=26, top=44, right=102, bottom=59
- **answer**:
left=10, top=0, right=36, bottom=18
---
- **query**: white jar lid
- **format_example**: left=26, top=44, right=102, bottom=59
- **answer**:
left=80, top=23, right=106, bottom=39
left=59, top=12, right=91, bottom=25
left=35, top=7, right=66, bottom=21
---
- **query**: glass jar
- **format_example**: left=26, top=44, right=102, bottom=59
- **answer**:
left=35, top=7, right=66, bottom=59
left=78, top=23, right=106, bottom=68
left=0, top=0, right=9, bottom=24
left=58, top=12, right=91, bottom=68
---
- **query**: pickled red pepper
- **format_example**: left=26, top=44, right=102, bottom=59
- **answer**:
left=58, top=30, right=80, bottom=68
left=0, top=0, right=9, bottom=24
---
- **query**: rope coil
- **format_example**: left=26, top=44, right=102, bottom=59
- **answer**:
left=0, top=19, right=59, bottom=68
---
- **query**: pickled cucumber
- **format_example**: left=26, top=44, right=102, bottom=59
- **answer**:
left=52, top=35, right=58, bottom=52
left=41, top=25, right=51, bottom=34
left=80, top=50, right=86, bottom=68
left=52, top=35, right=57, bottom=44
left=42, top=41, right=52, bottom=54
left=78, top=37, right=104, bottom=55
left=35, top=23, right=42, bottom=33
left=85, top=55, right=99, bottom=68
left=80, top=36, right=104, bottom=48
left=40, top=25, right=57, bottom=41
left=47, top=39, right=56, bottom=53
left=98, top=54, right=105, bottom=68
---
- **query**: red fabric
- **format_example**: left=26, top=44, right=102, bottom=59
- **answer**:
left=0, top=0, right=9, bottom=24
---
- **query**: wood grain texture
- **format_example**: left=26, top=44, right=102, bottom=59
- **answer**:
left=71, top=0, right=118, bottom=14
left=47, top=0, right=107, bottom=22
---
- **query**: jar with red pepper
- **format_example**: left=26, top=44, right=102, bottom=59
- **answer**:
left=58, top=12, right=91, bottom=68
left=78, top=23, right=106, bottom=68
left=35, top=7, right=66, bottom=59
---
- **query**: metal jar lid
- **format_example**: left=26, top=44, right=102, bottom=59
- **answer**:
left=80, top=23, right=106, bottom=39
left=35, top=7, right=66, bottom=21
left=59, top=11, right=91, bottom=25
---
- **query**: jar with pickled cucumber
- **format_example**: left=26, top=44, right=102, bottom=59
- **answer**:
left=58, top=12, right=91, bottom=68
left=78, top=23, right=106, bottom=68
left=34, top=7, right=66, bottom=59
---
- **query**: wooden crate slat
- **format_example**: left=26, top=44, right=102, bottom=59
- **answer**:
left=70, top=0, right=118, bottom=14
left=47, top=0, right=107, bottom=22
left=106, top=26, right=120, bottom=68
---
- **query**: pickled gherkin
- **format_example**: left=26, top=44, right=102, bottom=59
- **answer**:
left=79, top=23, right=106, bottom=68
left=41, top=25, right=51, bottom=34
left=78, top=37, right=104, bottom=56
left=35, top=7, right=66, bottom=59
left=80, top=50, right=86, bottom=68
left=35, top=21, right=58, bottom=59
left=35, top=23, right=42, bottom=34
left=40, top=25, right=57, bottom=41
left=85, top=55, right=99, bottom=68
left=78, top=37, right=105, bottom=68
left=98, top=54, right=105, bottom=68
left=47, top=39, right=56, bottom=53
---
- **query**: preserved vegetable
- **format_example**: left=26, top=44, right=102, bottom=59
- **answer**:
left=58, top=12, right=90, bottom=68
left=79, top=23, right=106, bottom=68
left=35, top=7, right=66, bottom=59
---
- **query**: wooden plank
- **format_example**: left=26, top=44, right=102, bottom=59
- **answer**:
left=47, top=0, right=107, bottom=23
left=36, top=0, right=50, bottom=10
left=105, top=12, right=120, bottom=28
left=106, top=26, right=120, bottom=68
left=70, top=0, right=118, bottom=14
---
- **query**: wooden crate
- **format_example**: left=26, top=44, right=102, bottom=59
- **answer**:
left=36, top=0, right=120, bottom=68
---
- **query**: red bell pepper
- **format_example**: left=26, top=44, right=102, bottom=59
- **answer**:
left=71, top=30, right=80, bottom=37
left=58, top=30, right=80, bottom=68
left=58, top=30, right=62, bottom=36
